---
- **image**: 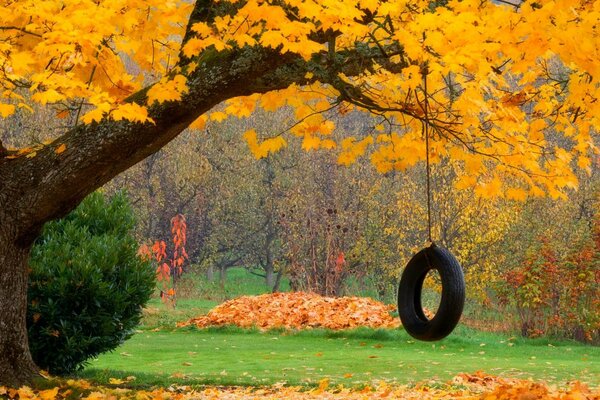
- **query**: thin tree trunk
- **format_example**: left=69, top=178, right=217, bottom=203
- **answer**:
left=265, top=266, right=275, bottom=288
left=272, top=269, right=284, bottom=293
left=0, top=227, right=39, bottom=387
left=219, top=266, right=227, bottom=289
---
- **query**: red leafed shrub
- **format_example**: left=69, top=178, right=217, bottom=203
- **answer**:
left=498, top=232, right=600, bottom=342
left=139, top=214, right=188, bottom=307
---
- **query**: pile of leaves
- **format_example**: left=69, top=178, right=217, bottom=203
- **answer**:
left=1, top=373, right=598, bottom=399
left=177, top=292, right=402, bottom=330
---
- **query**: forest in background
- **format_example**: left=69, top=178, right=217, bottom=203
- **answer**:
left=2, top=99, right=598, bottom=343
left=90, top=107, right=600, bottom=344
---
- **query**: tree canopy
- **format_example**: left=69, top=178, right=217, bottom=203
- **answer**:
left=2, top=0, right=598, bottom=198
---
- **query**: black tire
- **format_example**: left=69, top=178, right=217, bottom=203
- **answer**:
left=397, top=243, right=465, bottom=341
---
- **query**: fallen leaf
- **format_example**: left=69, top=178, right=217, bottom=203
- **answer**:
left=55, top=144, right=66, bottom=154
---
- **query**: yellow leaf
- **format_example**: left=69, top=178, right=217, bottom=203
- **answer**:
left=38, top=387, right=59, bottom=400
left=260, top=92, right=286, bottom=112
left=81, top=108, right=105, bottom=124
left=210, top=111, right=228, bottom=122
left=505, top=188, right=527, bottom=201
left=302, top=135, right=321, bottom=151
left=84, top=391, right=107, bottom=400
left=475, top=176, right=503, bottom=199
left=111, top=103, right=153, bottom=123
left=190, top=115, right=207, bottom=130
left=55, top=144, right=67, bottom=154
left=577, top=155, right=591, bottom=173
left=312, top=378, right=330, bottom=394
left=259, top=136, right=286, bottom=156
left=108, top=378, right=124, bottom=384
left=31, top=89, right=65, bottom=105
left=320, top=139, right=336, bottom=149
left=0, top=103, right=15, bottom=118
left=10, top=51, right=35, bottom=74
left=147, top=75, right=188, bottom=105
left=17, top=386, right=35, bottom=399
left=260, top=30, right=286, bottom=50
left=454, top=175, right=477, bottom=190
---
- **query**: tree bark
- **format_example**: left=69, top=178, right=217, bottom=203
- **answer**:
left=0, top=224, right=39, bottom=387
left=272, top=269, right=284, bottom=293
left=265, top=266, right=275, bottom=288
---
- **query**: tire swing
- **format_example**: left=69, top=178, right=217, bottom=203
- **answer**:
left=397, top=67, right=465, bottom=341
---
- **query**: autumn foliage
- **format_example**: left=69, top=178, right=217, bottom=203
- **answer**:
left=177, top=292, right=402, bottom=331
left=499, top=226, right=600, bottom=342
left=1, top=373, right=598, bottom=399
left=2, top=0, right=599, bottom=201
left=139, top=214, right=188, bottom=307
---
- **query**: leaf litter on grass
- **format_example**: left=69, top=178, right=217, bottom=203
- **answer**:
left=177, top=292, right=411, bottom=331
left=1, top=372, right=598, bottom=399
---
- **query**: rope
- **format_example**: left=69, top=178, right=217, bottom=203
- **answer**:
left=422, top=64, right=433, bottom=244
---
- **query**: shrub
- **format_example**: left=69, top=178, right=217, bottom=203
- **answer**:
left=27, top=192, right=155, bottom=375
left=498, top=231, right=600, bottom=343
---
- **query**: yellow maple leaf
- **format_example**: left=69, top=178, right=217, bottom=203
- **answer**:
left=505, top=188, right=527, bottom=201
left=260, top=92, right=286, bottom=111
left=17, top=386, right=35, bottom=399
left=31, top=89, right=65, bottom=105
left=55, top=144, right=67, bottom=154
left=260, top=30, right=286, bottom=50
left=111, top=103, right=153, bottom=123
left=475, top=176, right=503, bottom=199
left=312, top=378, right=330, bottom=394
left=302, top=135, right=321, bottom=151
left=0, top=103, right=15, bottom=118
left=210, top=111, right=228, bottom=122
left=146, top=75, right=188, bottom=105
left=189, top=115, right=207, bottom=130
left=81, top=108, right=106, bottom=124
left=258, top=136, right=286, bottom=157
left=38, top=387, right=59, bottom=400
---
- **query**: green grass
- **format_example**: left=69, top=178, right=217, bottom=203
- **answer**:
left=175, top=267, right=291, bottom=301
left=80, top=325, right=599, bottom=388
left=102, top=270, right=596, bottom=389
left=139, top=298, right=219, bottom=330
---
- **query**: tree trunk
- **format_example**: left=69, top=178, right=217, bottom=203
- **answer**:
left=219, top=266, right=227, bottom=289
left=206, top=264, right=215, bottom=281
left=0, top=226, right=39, bottom=387
left=272, top=269, right=284, bottom=293
left=265, top=266, right=275, bottom=288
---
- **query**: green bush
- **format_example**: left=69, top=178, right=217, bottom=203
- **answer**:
left=27, top=192, right=155, bottom=375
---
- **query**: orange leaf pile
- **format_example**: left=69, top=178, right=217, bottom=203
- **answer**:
left=177, top=292, right=402, bottom=330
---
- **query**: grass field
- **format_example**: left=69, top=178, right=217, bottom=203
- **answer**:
left=80, top=325, right=599, bottom=388
left=76, top=269, right=598, bottom=390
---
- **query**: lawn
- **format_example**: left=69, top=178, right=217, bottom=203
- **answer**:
left=80, top=325, right=599, bottom=388
left=78, top=270, right=598, bottom=390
